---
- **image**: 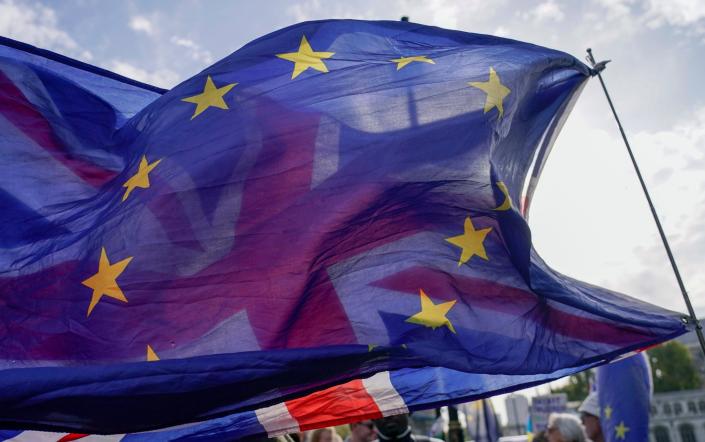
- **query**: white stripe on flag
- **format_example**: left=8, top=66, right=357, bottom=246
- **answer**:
left=3, top=432, right=65, bottom=442
left=362, top=371, right=408, bottom=417
left=255, top=402, right=300, bottom=437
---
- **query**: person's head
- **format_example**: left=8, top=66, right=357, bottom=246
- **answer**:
left=546, top=413, right=586, bottom=442
left=349, top=420, right=377, bottom=442
left=578, top=392, right=603, bottom=441
left=373, top=414, right=411, bottom=439
left=310, top=428, right=341, bottom=442
left=532, top=430, right=549, bottom=442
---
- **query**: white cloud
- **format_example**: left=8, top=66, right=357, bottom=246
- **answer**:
left=287, top=0, right=323, bottom=23
left=531, top=104, right=705, bottom=314
left=625, top=107, right=705, bottom=306
left=108, top=60, right=180, bottom=89
left=583, top=0, right=705, bottom=42
left=593, top=0, right=634, bottom=19
left=170, top=36, right=213, bottom=65
left=632, top=106, right=705, bottom=223
left=422, top=0, right=460, bottom=30
left=494, top=26, right=511, bottom=37
left=129, top=15, right=154, bottom=35
left=287, top=0, right=375, bottom=22
left=644, top=0, right=705, bottom=28
left=539, top=1, right=639, bottom=48
left=285, top=0, right=504, bottom=32
left=524, top=0, right=565, bottom=23
left=0, top=0, right=92, bottom=60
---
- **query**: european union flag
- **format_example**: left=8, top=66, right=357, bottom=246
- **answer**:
left=597, top=353, right=652, bottom=442
left=0, top=19, right=689, bottom=434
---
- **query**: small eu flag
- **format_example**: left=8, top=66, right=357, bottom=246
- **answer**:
left=0, top=19, right=689, bottom=434
left=597, top=353, right=652, bottom=442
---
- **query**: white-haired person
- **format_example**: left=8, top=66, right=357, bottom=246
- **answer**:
left=546, top=413, right=587, bottom=442
left=578, top=392, right=604, bottom=442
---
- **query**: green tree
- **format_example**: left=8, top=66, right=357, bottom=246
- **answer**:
left=553, top=370, right=593, bottom=401
left=649, top=341, right=702, bottom=393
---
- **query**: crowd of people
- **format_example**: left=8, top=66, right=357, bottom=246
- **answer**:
left=262, top=391, right=605, bottom=442
left=261, top=414, right=442, bottom=442
left=532, top=393, right=604, bottom=442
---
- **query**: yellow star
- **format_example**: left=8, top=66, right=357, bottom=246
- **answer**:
left=82, top=247, right=133, bottom=317
left=122, top=155, right=162, bottom=202
left=615, top=421, right=629, bottom=440
left=493, top=181, right=512, bottom=211
left=390, top=55, right=435, bottom=70
left=468, top=67, right=511, bottom=118
left=146, top=345, right=160, bottom=361
left=181, top=75, right=237, bottom=120
left=445, top=217, right=492, bottom=266
left=406, top=289, right=457, bottom=333
left=276, top=35, right=334, bottom=79
left=604, top=405, right=613, bottom=419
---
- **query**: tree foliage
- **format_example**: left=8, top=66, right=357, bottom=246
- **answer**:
left=553, top=341, right=701, bottom=400
left=553, top=370, right=593, bottom=402
left=649, top=341, right=702, bottom=393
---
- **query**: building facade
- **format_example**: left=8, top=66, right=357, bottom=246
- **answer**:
left=650, top=389, right=705, bottom=442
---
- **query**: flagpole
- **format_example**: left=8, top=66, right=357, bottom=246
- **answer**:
left=586, top=48, right=705, bottom=359
left=447, top=405, right=464, bottom=442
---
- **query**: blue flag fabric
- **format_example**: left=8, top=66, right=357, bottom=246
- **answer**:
left=0, top=365, right=594, bottom=441
left=597, top=353, right=652, bottom=442
left=0, top=19, right=689, bottom=434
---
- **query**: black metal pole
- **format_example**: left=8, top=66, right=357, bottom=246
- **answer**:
left=447, top=405, right=464, bottom=442
left=586, top=48, right=705, bottom=359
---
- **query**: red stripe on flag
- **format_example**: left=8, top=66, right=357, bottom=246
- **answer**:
left=57, top=434, right=89, bottom=442
left=0, top=70, right=116, bottom=186
left=373, top=265, right=656, bottom=346
left=285, top=378, right=383, bottom=431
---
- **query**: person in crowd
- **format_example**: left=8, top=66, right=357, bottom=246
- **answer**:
left=289, top=433, right=306, bottom=442
left=532, top=430, right=549, bottom=442
left=372, top=414, right=442, bottom=442
left=346, top=420, right=377, bottom=442
left=546, top=413, right=587, bottom=442
left=578, top=392, right=604, bottom=442
left=310, top=427, right=342, bottom=442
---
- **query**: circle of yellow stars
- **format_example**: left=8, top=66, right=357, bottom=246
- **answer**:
left=80, top=33, right=513, bottom=360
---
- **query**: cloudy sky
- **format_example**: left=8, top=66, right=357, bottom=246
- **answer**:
left=2, top=0, right=704, bottom=422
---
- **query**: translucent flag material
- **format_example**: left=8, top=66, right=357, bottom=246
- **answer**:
left=597, top=353, right=652, bottom=442
left=0, top=366, right=597, bottom=440
left=0, top=19, right=689, bottom=434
